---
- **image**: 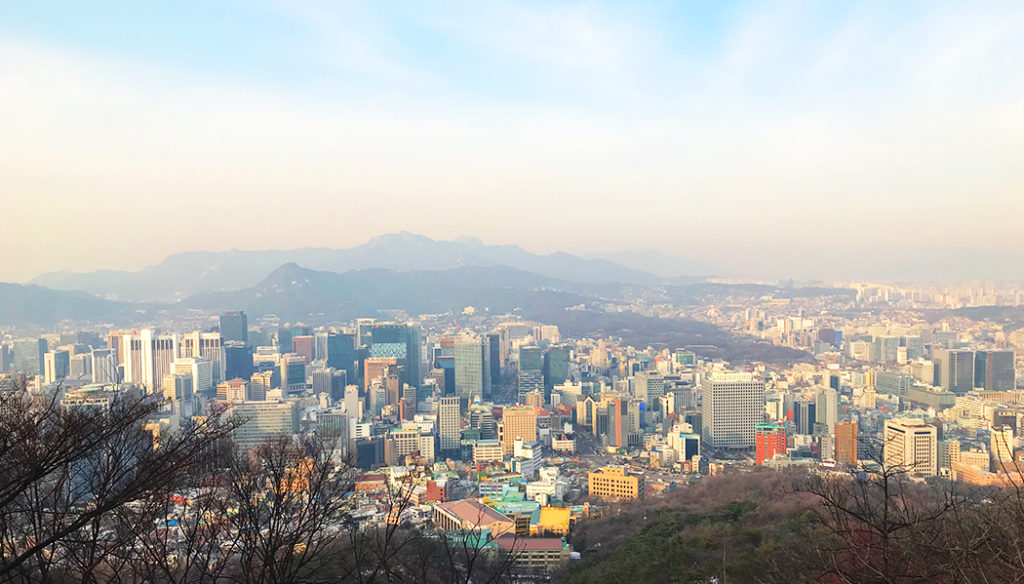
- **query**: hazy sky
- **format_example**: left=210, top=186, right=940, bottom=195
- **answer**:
left=3, top=1, right=1024, bottom=282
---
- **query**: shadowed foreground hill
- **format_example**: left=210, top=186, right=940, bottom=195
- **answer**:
left=559, top=471, right=820, bottom=584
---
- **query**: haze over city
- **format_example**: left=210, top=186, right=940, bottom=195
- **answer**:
left=4, top=1, right=1024, bottom=282
left=6, top=3, right=1024, bottom=583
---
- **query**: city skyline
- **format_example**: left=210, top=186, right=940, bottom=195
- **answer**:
left=3, top=1, right=1024, bottom=282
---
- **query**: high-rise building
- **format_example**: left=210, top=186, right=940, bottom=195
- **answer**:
left=180, top=332, right=226, bottom=383
left=369, top=323, right=422, bottom=388
left=438, top=396, right=460, bottom=453
left=815, top=386, right=838, bottom=434
left=224, top=342, right=254, bottom=381
left=173, top=357, right=214, bottom=394
left=217, top=378, right=248, bottom=402
left=280, top=354, right=307, bottom=393
left=883, top=418, right=937, bottom=476
left=835, top=420, right=859, bottom=466
left=755, top=422, right=787, bottom=465
left=43, top=350, right=70, bottom=384
left=502, top=406, right=538, bottom=456
left=701, top=372, right=765, bottom=450
left=975, top=350, right=1016, bottom=391
left=12, top=338, right=47, bottom=376
left=231, top=400, right=300, bottom=450
left=543, top=346, right=570, bottom=391
left=249, top=370, right=274, bottom=401
left=327, top=332, right=358, bottom=385
left=990, top=424, right=1015, bottom=472
left=123, top=330, right=177, bottom=391
left=518, top=345, right=543, bottom=400
left=91, top=348, right=118, bottom=384
left=486, top=333, right=502, bottom=388
left=875, top=372, right=914, bottom=398
left=219, top=311, right=248, bottom=344
left=292, top=336, right=315, bottom=365
left=454, top=333, right=489, bottom=400
left=935, top=349, right=975, bottom=394
left=633, top=371, right=665, bottom=409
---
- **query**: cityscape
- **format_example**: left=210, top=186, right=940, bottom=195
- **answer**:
left=3, top=2, right=1024, bottom=583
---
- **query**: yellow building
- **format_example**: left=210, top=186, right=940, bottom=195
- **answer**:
left=502, top=406, right=538, bottom=455
left=535, top=506, right=571, bottom=536
left=588, top=466, right=640, bottom=500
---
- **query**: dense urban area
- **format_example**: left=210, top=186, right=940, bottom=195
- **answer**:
left=4, top=264, right=1024, bottom=582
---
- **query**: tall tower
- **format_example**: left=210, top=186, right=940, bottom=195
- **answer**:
left=454, top=333, right=488, bottom=401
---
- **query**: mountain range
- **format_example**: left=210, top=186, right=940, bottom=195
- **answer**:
left=31, top=232, right=699, bottom=303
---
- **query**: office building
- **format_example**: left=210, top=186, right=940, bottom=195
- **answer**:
left=280, top=354, right=307, bottom=393
left=43, top=350, right=70, bottom=384
left=815, top=386, right=838, bottom=434
left=755, top=422, right=787, bottom=465
left=231, top=400, right=300, bottom=450
left=292, top=336, right=314, bottom=365
left=975, top=350, right=1016, bottom=391
left=487, top=333, right=502, bottom=387
left=935, top=349, right=975, bottom=394
left=588, top=467, right=640, bottom=499
left=369, top=323, right=422, bottom=388
left=835, top=420, right=858, bottom=466
left=454, top=333, right=489, bottom=400
left=502, top=406, right=537, bottom=455
left=91, top=348, right=118, bottom=384
left=543, top=346, right=570, bottom=392
left=884, top=418, right=937, bottom=476
left=327, top=332, right=358, bottom=385
left=123, top=330, right=177, bottom=391
left=518, top=346, right=543, bottom=400
left=180, top=332, right=226, bottom=384
left=438, top=397, right=461, bottom=453
left=990, top=424, right=1015, bottom=472
left=219, top=311, right=248, bottom=344
left=701, top=372, right=765, bottom=449
left=633, top=371, right=665, bottom=408
left=170, top=357, right=211, bottom=395
left=224, top=342, right=254, bottom=381
left=12, top=338, right=47, bottom=376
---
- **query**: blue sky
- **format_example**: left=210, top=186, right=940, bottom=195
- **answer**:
left=2, top=1, right=1023, bottom=281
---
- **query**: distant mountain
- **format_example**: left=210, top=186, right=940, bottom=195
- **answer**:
left=179, top=263, right=589, bottom=322
left=0, top=283, right=153, bottom=327
left=586, top=249, right=715, bottom=281
left=31, top=232, right=667, bottom=302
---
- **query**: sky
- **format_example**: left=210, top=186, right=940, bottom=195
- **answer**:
left=2, top=1, right=1024, bottom=282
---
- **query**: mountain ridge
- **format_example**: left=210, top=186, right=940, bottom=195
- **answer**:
left=31, top=232, right=677, bottom=302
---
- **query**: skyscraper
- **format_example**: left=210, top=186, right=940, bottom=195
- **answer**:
left=633, top=371, right=665, bottom=409
left=502, top=406, right=537, bottom=455
left=370, top=323, right=422, bottom=388
left=219, top=311, right=248, bottom=344
left=43, top=350, right=70, bottom=384
left=180, top=332, right=226, bottom=383
left=123, top=330, right=177, bottom=391
left=91, top=348, right=118, bottom=384
left=224, top=341, right=254, bottom=381
left=11, top=338, right=47, bottom=376
left=835, top=420, right=859, bottom=466
left=543, top=346, right=570, bottom=392
left=517, top=345, right=543, bottom=401
left=454, top=333, right=489, bottom=401
left=486, top=333, right=502, bottom=388
left=990, top=424, right=1014, bottom=472
left=935, top=349, right=975, bottom=394
left=292, top=335, right=315, bottom=365
left=975, top=350, right=1016, bottom=391
left=701, top=372, right=765, bottom=450
left=815, top=386, right=838, bottom=434
left=438, top=396, right=461, bottom=453
left=327, top=331, right=358, bottom=385
left=883, top=418, right=937, bottom=476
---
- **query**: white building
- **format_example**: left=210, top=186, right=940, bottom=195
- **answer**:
left=883, top=418, right=937, bottom=476
left=701, top=372, right=765, bottom=449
